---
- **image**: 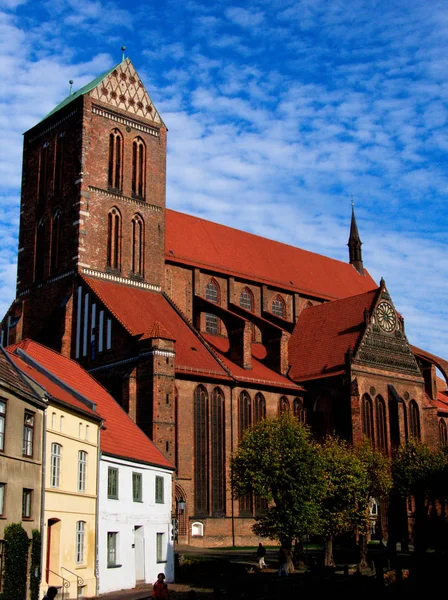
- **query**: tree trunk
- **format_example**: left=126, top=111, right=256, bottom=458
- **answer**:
left=324, top=536, right=334, bottom=567
left=359, top=534, right=368, bottom=567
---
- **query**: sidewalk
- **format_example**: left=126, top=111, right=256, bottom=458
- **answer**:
left=90, top=581, right=210, bottom=600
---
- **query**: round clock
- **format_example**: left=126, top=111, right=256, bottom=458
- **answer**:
left=376, top=301, right=396, bottom=332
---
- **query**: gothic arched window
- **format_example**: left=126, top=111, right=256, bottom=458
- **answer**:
left=376, top=396, right=388, bottom=452
left=211, top=387, right=225, bottom=515
left=132, top=137, right=146, bottom=198
left=254, top=393, right=266, bottom=424
left=39, top=142, right=50, bottom=201
left=238, top=390, right=252, bottom=437
left=35, top=217, right=48, bottom=282
left=131, top=214, right=144, bottom=276
left=205, top=279, right=220, bottom=335
left=107, top=207, right=121, bottom=270
left=238, top=390, right=252, bottom=514
left=272, top=294, right=286, bottom=318
left=50, top=209, right=61, bottom=274
left=362, top=394, right=374, bottom=442
left=279, top=396, right=290, bottom=415
left=108, top=129, right=123, bottom=191
left=240, top=287, right=254, bottom=311
left=293, top=397, right=306, bottom=423
left=240, top=287, right=255, bottom=341
left=194, top=385, right=209, bottom=515
left=54, top=132, right=65, bottom=194
left=409, top=400, right=421, bottom=439
left=439, top=419, right=447, bottom=446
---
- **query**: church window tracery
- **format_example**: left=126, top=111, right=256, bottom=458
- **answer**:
left=54, top=132, right=65, bottom=194
left=293, top=397, right=306, bottom=423
left=362, top=394, right=374, bottom=442
left=132, top=137, right=146, bottom=198
left=131, top=214, right=144, bottom=276
left=240, top=287, right=255, bottom=341
left=205, top=279, right=220, bottom=335
left=35, top=217, right=48, bottom=282
left=211, top=387, right=225, bottom=515
left=272, top=294, right=286, bottom=318
left=38, top=142, right=50, bottom=201
left=375, top=396, right=388, bottom=452
left=107, top=207, right=121, bottom=270
left=409, top=400, right=421, bottom=439
left=254, top=393, right=266, bottom=424
left=439, top=419, right=447, bottom=446
left=50, top=209, right=61, bottom=274
left=108, top=129, right=123, bottom=191
left=194, top=385, right=209, bottom=515
left=278, top=396, right=290, bottom=414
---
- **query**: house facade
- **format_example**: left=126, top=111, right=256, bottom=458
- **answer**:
left=8, top=344, right=102, bottom=598
left=8, top=339, right=175, bottom=595
left=0, top=348, right=45, bottom=594
left=2, top=57, right=447, bottom=549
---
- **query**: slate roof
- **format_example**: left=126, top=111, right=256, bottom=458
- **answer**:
left=165, top=209, right=377, bottom=301
left=7, top=340, right=174, bottom=469
left=0, top=347, right=40, bottom=400
left=288, top=288, right=379, bottom=382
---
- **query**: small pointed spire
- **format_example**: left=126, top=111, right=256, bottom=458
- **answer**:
left=347, top=199, right=364, bottom=275
left=69, top=80, right=73, bottom=95
left=121, top=46, right=126, bottom=61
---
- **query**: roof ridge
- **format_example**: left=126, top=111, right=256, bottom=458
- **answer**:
left=0, top=346, right=45, bottom=402
left=14, top=347, right=98, bottom=413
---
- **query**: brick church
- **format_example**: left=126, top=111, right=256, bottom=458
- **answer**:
left=3, top=58, right=448, bottom=546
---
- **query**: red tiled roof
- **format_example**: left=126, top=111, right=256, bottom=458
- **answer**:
left=8, top=340, right=174, bottom=469
left=165, top=209, right=377, bottom=300
left=82, top=276, right=229, bottom=378
left=288, top=288, right=379, bottom=381
left=148, top=321, right=175, bottom=340
left=203, top=334, right=303, bottom=391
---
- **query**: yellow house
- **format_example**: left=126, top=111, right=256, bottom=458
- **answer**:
left=8, top=343, right=103, bottom=599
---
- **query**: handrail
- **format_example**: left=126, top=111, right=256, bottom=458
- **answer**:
left=46, top=568, right=70, bottom=590
left=61, top=566, right=84, bottom=599
left=61, top=565, right=84, bottom=587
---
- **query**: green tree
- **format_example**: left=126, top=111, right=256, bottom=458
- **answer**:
left=354, top=438, right=393, bottom=565
left=230, top=412, right=324, bottom=547
left=3, top=523, right=29, bottom=600
left=391, top=438, right=447, bottom=556
left=318, top=436, right=370, bottom=567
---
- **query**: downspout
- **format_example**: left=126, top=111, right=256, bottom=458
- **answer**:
left=94, top=423, right=103, bottom=596
left=40, top=398, right=48, bottom=588
left=230, top=384, right=235, bottom=547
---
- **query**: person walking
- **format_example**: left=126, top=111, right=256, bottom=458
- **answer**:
left=277, top=546, right=288, bottom=577
left=43, top=587, right=58, bottom=600
left=152, top=572, right=170, bottom=599
left=257, top=542, right=267, bottom=569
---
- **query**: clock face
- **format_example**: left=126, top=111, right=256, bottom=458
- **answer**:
left=376, top=301, right=396, bottom=332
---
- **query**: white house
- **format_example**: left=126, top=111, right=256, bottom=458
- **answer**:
left=98, top=453, right=174, bottom=594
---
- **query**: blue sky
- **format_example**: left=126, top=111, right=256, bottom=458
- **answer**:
left=1, top=0, right=447, bottom=362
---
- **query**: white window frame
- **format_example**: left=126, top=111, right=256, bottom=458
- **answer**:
left=107, top=532, right=118, bottom=567
left=76, top=521, right=86, bottom=564
left=155, top=475, right=164, bottom=504
left=78, top=451, right=87, bottom=492
left=0, top=400, right=5, bottom=451
left=50, top=443, right=62, bottom=488
left=156, top=532, right=167, bottom=563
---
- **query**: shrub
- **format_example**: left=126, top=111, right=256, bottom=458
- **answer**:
left=3, top=523, right=29, bottom=600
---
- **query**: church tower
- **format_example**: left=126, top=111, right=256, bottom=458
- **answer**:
left=9, top=58, right=167, bottom=348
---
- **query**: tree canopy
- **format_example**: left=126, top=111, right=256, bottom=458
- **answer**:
left=230, top=412, right=324, bottom=545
